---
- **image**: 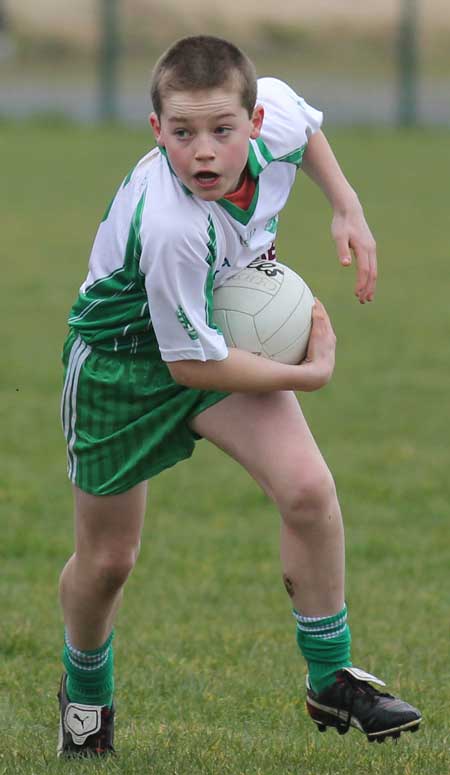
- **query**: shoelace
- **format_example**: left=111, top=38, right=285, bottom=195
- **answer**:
left=336, top=675, right=393, bottom=734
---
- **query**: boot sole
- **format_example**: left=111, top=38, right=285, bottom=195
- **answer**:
left=307, top=697, right=422, bottom=742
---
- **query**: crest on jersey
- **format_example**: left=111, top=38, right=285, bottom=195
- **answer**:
left=264, top=216, right=279, bottom=235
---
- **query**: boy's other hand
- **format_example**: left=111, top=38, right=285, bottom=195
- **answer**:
left=331, top=202, right=377, bottom=304
left=302, top=299, right=336, bottom=388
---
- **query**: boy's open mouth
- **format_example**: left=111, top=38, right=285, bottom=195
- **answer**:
left=194, top=171, right=220, bottom=187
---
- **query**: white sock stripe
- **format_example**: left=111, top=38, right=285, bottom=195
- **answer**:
left=69, top=651, right=109, bottom=667
left=293, top=611, right=347, bottom=631
left=296, top=608, right=347, bottom=623
left=66, top=652, right=110, bottom=671
left=315, top=624, right=348, bottom=640
left=296, top=622, right=348, bottom=640
left=295, top=619, right=347, bottom=635
left=65, top=634, right=112, bottom=661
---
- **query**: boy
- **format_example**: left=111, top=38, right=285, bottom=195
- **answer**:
left=58, top=35, right=421, bottom=757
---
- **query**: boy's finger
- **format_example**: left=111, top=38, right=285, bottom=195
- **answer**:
left=336, top=237, right=352, bottom=266
left=355, top=257, right=369, bottom=296
left=312, top=299, right=331, bottom=327
left=354, top=244, right=375, bottom=302
left=355, top=250, right=377, bottom=302
left=312, top=298, right=326, bottom=316
left=365, top=247, right=378, bottom=300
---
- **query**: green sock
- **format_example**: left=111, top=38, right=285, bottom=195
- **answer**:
left=63, top=630, right=115, bottom=707
left=294, top=605, right=352, bottom=694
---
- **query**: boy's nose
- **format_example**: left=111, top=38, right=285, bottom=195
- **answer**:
left=194, top=137, right=215, bottom=160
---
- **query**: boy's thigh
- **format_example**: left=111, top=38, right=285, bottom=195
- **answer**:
left=73, top=482, right=147, bottom=555
left=188, top=391, right=329, bottom=500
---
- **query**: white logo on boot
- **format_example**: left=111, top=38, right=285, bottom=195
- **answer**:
left=64, top=703, right=101, bottom=745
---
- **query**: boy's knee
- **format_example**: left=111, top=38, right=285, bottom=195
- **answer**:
left=88, top=544, right=140, bottom=591
left=278, top=467, right=337, bottom=528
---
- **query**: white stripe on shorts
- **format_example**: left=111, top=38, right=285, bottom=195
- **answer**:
left=61, top=336, right=87, bottom=435
left=61, top=336, right=91, bottom=482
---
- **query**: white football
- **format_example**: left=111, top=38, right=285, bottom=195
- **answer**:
left=213, top=259, right=314, bottom=365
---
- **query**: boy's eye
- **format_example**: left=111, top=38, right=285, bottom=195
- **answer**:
left=174, top=129, right=190, bottom=139
left=215, top=126, right=232, bottom=136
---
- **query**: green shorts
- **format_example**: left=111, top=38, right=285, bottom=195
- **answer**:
left=61, top=329, right=229, bottom=495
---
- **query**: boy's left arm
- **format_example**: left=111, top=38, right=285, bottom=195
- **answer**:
left=302, top=130, right=377, bottom=304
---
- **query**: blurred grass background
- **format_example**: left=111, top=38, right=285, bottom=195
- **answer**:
left=1, top=121, right=449, bottom=773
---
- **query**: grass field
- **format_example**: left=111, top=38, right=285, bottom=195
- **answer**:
left=1, top=121, right=449, bottom=774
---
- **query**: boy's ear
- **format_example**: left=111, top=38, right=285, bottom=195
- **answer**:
left=149, top=112, right=163, bottom=145
left=250, top=104, right=264, bottom=140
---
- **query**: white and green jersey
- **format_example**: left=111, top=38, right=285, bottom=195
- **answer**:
left=68, top=78, right=323, bottom=361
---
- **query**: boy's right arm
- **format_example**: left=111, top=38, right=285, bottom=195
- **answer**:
left=168, top=299, right=336, bottom=393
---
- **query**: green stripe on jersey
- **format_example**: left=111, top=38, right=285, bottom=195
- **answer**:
left=247, top=137, right=274, bottom=178
left=204, top=217, right=222, bottom=334
left=123, top=164, right=137, bottom=187
left=177, top=306, right=199, bottom=340
left=276, top=144, right=307, bottom=167
left=255, top=137, right=274, bottom=163
left=101, top=164, right=137, bottom=223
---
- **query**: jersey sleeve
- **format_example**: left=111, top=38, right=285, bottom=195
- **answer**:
left=140, top=209, right=228, bottom=363
left=255, top=77, right=323, bottom=165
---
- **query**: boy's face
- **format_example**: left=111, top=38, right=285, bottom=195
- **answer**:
left=150, top=84, right=264, bottom=201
